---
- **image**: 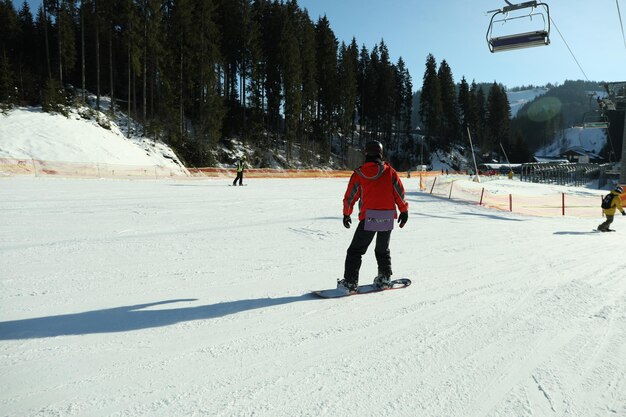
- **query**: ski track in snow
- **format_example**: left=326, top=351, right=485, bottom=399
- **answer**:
left=1, top=177, right=625, bottom=417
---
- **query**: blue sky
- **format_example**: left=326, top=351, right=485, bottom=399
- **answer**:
left=13, top=0, right=626, bottom=89
left=298, top=0, right=626, bottom=89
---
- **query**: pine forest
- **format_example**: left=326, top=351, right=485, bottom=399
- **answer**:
left=0, top=0, right=588, bottom=168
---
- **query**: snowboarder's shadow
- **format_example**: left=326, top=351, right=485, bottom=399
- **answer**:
left=0, top=295, right=314, bottom=340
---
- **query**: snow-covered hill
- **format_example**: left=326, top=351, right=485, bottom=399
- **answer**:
left=0, top=101, right=186, bottom=173
left=537, top=126, right=607, bottom=158
left=508, top=87, right=549, bottom=118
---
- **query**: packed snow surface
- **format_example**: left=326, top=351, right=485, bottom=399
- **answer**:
left=1, top=176, right=625, bottom=417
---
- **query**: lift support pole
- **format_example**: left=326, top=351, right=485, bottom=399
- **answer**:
left=619, top=109, right=626, bottom=184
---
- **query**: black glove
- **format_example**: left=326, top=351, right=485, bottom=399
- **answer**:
left=343, top=215, right=352, bottom=229
left=622, top=211, right=625, bottom=216
left=398, top=211, right=408, bottom=228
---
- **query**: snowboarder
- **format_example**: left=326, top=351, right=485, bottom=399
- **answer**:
left=338, top=140, right=409, bottom=294
left=597, top=185, right=625, bottom=232
left=233, top=155, right=246, bottom=186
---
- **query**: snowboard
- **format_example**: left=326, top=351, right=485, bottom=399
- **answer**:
left=594, top=229, right=616, bottom=232
left=313, top=278, right=411, bottom=299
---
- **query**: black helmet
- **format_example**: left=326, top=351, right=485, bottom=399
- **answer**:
left=615, top=185, right=624, bottom=194
left=364, top=140, right=383, bottom=158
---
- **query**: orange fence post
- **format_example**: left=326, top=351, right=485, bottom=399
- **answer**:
left=509, top=194, right=513, bottom=212
left=562, top=193, right=565, bottom=216
left=479, top=188, right=485, bottom=206
left=429, top=176, right=437, bottom=194
left=448, top=181, right=454, bottom=199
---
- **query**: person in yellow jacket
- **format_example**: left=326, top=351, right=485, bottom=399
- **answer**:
left=597, top=185, right=625, bottom=232
left=233, top=155, right=246, bottom=186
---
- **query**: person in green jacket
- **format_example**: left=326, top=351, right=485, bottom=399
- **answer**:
left=597, top=185, right=625, bottom=232
left=233, top=155, right=246, bottom=186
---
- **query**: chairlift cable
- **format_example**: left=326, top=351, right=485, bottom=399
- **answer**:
left=548, top=15, right=590, bottom=81
left=616, top=0, right=626, bottom=51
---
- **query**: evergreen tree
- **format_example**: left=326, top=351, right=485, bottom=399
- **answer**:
left=0, top=49, right=14, bottom=106
left=140, top=0, right=166, bottom=122
left=356, top=44, right=369, bottom=144
left=396, top=56, right=412, bottom=146
left=469, top=80, right=487, bottom=147
left=314, top=14, right=338, bottom=159
left=121, top=0, right=141, bottom=136
left=437, top=59, right=461, bottom=149
left=337, top=39, right=357, bottom=151
left=188, top=0, right=224, bottom=164
left=297, top=7, right=317, bottom=163
left=376, top=40, right=395, bottom=144
left=58, top=0, right=77, bottom=85
left=0, top=1, right=19, bottom=58
left=364, top=45, right=379, bottom=139
left=457, top=76, right=471, bottom=139
left=259, top=0, right=283, bottom=138
left=166, top=0, right=194, bottom=145
left=419, top=54, right=442, bottom=143
left=281, top=0, right=302, bottom=162
left=217, top=0, right=242, bottom=104
left=0, top=0, right=18, bottom=106
left=486, top=82, right=511, bottom=153
left=35, top=4, right=52, bottom=80
left=509, top=130, right=532, bottom=162
left=239, top=0, right=262, bottom=141
left=16, top=2, right=39, bottom=104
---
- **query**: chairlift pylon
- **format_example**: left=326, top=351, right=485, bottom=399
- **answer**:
left=486, top=1, right=550, bottom=53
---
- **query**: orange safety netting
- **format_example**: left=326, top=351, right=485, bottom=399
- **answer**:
left=422, top=175, right=624, bottom=218
left=0, top=157, right=188, bottom=179
left=189, top=167, right=354, bottom=178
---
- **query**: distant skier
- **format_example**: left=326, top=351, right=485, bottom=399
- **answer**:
left=338, top=140, right=409, bottom=294
left=233, top=155, right=246, bottom=186
left=597, top=185, right=625, bottom=232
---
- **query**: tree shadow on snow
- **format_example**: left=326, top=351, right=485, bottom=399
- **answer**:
left=458, top=212, right=525, bottom=222
left=553, top=231, right=599, bottom=235
left=0, top=295, right=315, bottom=340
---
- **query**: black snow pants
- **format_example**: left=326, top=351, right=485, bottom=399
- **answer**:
left=598, top=214, right=614, bottom=231
left=233, top=171, right=243, bottom=186
left=343, top=220, right=392, bottom=284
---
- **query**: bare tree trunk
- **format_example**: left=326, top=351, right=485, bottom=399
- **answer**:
left=621, top=109, right=626, bottom=183
left=150, top=59, right=154, bottom=119
left=95, top=0, right=100, bottom=110
left=179, top=42, right=183, bottom=141
left=42, top=1, right=52, bottom=79
left=133, top=67, right=137, bottom=127
left=241, top=60, right=246, bottom=140
left=81, top=3, right=85, bottom=102
left=142, top=13, right=147, bottom=124
left=127, top=42, right=131, bottom=138
left=109, top=25, right=114, bottom=114
left=56, top=0, right=63, bottom=84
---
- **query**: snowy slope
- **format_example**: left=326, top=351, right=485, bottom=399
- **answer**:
left=0, top=105, right=186, bottom=172
left=537, top=126, right=607, bottom=157
left=1, top=176, right=625, bottom=417
left=507, top=87, right=549, bottom=118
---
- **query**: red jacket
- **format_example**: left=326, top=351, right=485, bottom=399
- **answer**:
left=343, top=161, right=409, bottom=221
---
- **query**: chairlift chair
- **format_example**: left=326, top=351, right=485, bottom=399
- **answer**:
left=582, top=111, right=609, bottom=129
left=487, top=1, right=550, bottom=53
